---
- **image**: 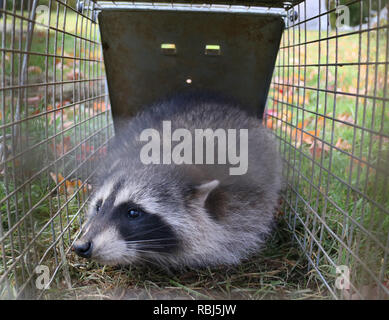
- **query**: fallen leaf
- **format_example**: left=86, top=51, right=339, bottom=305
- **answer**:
left=264, top=118, right=275, bottom=129
left=351, top=156, right=367, bottom=169
left=316, top=116, right=325, bottom=128
left=338, top=112, right=354, bottom=125
left=297, top=119, right=311, bottom=129
left=303, top=130, right=317, bottom=145
left=335, top=138, right=352, bottom=151
left=50, top=172, right=66, bottom=194
left=50, top=172, right=65, bottom=184
left=93, top=101, right=107, bottom=112
left=50, top=171, right=89, bottom=195
left=309, top=140, right=329, bottom=159
left=290, top=128, right=317, bottom=145
left=50, top=136, right=72, bottom=158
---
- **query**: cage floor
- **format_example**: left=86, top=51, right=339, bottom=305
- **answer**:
left=44, top=217, right=330, bottom=300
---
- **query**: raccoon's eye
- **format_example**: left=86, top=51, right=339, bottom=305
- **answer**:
left=96, top=200, right=102, bottom=213
left=128, top=208, right=142, bottom=219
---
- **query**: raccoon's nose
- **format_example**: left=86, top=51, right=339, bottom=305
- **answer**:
left=73, top=240, right=93, bottom=259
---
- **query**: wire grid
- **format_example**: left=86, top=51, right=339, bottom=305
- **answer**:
left=267, top=0, right=389, bottom=299
left=0, top=0, right=388, bottom=301
left=0, top=0, right=113, bottom=299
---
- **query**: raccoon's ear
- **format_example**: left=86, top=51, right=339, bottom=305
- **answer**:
left=192, top=180, right=220, bottom=206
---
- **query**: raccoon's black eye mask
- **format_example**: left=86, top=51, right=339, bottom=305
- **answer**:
left=95, top=199, right=103, bottom=213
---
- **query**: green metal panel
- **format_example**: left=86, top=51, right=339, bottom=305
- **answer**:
left=99, top=9, right=284, bottom=120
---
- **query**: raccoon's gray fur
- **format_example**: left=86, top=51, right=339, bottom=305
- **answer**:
left=73, top=93, right=282, bottom=268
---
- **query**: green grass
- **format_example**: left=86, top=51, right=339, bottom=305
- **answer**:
left=46, top=218, right=330, bottom=300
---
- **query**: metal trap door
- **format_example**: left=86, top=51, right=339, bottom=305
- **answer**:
left=98, top=9, right=284, bottom=120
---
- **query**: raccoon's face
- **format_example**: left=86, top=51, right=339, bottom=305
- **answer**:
left=73, top=172, right=183, bottom=265
left=73, top=167, right=219, bottom=266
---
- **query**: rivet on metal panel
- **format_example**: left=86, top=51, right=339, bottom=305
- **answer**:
left=205, top=44, right=221, bottom=56
left=161, top=43, right=177, bottom=55
left=289, top=10, right=298, bottom=22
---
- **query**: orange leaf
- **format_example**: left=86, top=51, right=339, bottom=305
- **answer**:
left=351, top=156, right=367, bottom=169
left=302, top=130, right=317, bottom=145
left=297, top=119, right=311, bottom=129
left=49, top=172, right=65, bottom=184
left=50, top=136, right=72, bottom=158
left=335, top=138, right=352, bottom=151
left=338, top=112, right=354, bottom=125
left=291, top=128, right=317, bottom=145
left=93, top=101, right=107, bottom=112
left=309, top=141, right=329, bottom=159
left=49, top=172, right=88, bottom=195
left=316, top=116, right=325, bottom=128
left=265, top=118, right=274, bottom=130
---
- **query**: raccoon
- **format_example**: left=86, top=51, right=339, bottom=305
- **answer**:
left=73, top=92, right=282, bottom=268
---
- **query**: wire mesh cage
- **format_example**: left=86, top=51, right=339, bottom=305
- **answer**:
left=0, top=0, right=113, bottom=298
left=0, top=0, right=388, bottom=300
left=268, top=0, right=389, bottom=299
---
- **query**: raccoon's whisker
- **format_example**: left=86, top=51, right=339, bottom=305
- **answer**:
left=134, top=255, right=163, bottom=269
left=126, top=242, right=177, bottom=250
left=125, top=238, right=177, bottom=244
left=132, top=249, right=158, bottom=254
left=126, top=242, right=178, bottom=247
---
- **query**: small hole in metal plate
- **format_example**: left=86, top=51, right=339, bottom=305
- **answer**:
left=205, top=44, right=221, bottom=56
left=161, top=43, right=176, bottom=55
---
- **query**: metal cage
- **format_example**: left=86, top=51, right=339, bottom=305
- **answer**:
left=0, top=0, right=388, bottom=300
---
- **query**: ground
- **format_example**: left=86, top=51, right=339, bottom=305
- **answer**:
left=49, top=218, right=330, bottom=300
